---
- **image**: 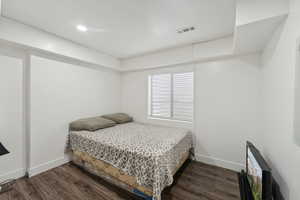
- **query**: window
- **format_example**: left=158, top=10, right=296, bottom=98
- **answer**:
left=149, top=72, right=194, bottom=122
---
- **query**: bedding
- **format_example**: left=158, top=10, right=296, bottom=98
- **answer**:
left=69, top=116, right=116, bottom=131
left=102, top=113, right=133, bottom=124
left=69, top=122, right=193, bottom=200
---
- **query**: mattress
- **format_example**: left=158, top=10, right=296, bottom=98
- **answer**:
left=69, top=122, right=193, bottom=200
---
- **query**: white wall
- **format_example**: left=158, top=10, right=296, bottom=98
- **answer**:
left=29, top=56, right=121, bottom=176
left=0, top=54, right=25, bottom=181
left=261, top=0, right=300, bottom=199
left=195, top=54, right=262, bottom=171
left=121, top=54, right=262, bottom=171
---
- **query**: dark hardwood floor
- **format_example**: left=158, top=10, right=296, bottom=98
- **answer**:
left=0, top=160, right=240, bottom=200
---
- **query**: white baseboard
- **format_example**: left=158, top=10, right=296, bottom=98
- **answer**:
left=0, top=168, right=26, bottom=182
left=4, top=154, right=241, bottom=180
left=28, top=156, right=70, bottom=177
left=195, top=154, right=244, bottom=172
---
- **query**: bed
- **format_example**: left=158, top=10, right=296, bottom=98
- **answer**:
left=69, top=122, right=193, bottom=200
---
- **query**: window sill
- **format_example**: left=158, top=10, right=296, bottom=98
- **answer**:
left=148, top=116, right=193, bottom=124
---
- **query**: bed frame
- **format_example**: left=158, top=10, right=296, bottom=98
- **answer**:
left=71, top=150, right=190, bottom=200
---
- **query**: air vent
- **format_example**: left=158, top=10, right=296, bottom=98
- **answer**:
left=177, top=26, right=195, bottom=34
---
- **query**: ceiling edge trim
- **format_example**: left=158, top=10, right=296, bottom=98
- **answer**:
left=0, top=16, right=121, bottom=71
left=120, top=51, right=262, bottom=73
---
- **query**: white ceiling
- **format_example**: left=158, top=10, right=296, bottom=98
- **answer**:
left=2, top=0, right=236, bottom=58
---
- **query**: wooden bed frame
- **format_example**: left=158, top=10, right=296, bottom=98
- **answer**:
left=71, top=150, right=190, bottom=200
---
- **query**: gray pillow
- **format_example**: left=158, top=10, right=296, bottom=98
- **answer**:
left=70, top=116, right=116, bottom=131
left=102, top=113, right=133, bottom=124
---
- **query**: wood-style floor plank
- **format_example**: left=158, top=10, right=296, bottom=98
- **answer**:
left=0, top=160, right=240, bottom=200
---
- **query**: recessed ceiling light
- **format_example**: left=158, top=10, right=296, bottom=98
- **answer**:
left=77, top=25, right=88, bottom=32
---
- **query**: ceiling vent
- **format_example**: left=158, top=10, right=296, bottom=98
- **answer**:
left=177, top=26, right=195, bottom=34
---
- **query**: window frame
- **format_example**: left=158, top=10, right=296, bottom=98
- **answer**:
left=148, top=71, right=194, bottom=122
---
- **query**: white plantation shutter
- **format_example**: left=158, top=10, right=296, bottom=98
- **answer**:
left=173, top=72, right=194, bottom=121
left=149, top=72, right=194, bottom=122
left=150, top=74, right=171, bottom=118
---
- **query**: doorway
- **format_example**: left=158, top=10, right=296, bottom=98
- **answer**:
left=0, top=51, right=27, bottom=182
left=294, top=39, right=300, bottom=147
